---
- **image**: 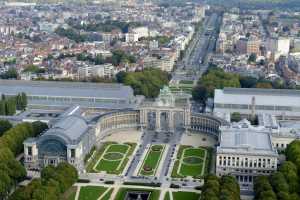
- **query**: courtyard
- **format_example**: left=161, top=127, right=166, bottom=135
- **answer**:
left=87, top=142, right=136, bottom=175
left=138, top=144, right=165, bottom=176
left=171, top=145, right=209, bottom=178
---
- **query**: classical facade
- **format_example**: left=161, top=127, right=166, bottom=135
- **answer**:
left=23, top=86, right=226, bottom=172
left=139, top=86, right=192, bottom=132
left=216, top=120, right=278, bottom=190
left=24, top=114, right=95, bottom=172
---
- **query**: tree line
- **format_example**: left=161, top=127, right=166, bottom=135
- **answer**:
left=254, top=140, right=300, bottom=200
left=192, top=67, right=300, bottom=106
left=10, top=162, right=78, bottom=200
left=0, top=121, right=48, bottom=199
left=67, top=18, right=141, bottom=33
left=116, top=68, right=170, bottom=98
left=201, top=174, right=241, bottom=200
left=0, top=93, right=27, bottom=116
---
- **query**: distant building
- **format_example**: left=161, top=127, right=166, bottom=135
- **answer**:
left=236, top=37, right=261, bottom=55
left=267, top=37, right=290, bottom=60
left=193, top=6, right=205, bottom=22
left=216, top=119, right=278, bottom=191
left=143, top=54, right=176, bottom=72
left=77, top=64, right=115, bottom=79
left=126, top=27, right=149, bottom=43
left=149, top=40, right=159, bottom=50
left=0, top=25, right=16, bottom=36
left=131, top=27, right=149, bottom=38
left=125, top=33, right=139, bottom=43
left=0, top=80, right=137, bottom=109
left=214, top=87, right=300, bottom=118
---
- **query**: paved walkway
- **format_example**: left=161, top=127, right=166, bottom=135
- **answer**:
left=74, top=186, right=81, bottom=200
left=97, top=187, right=112, bottom=200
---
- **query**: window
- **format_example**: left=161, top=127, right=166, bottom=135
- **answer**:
left=71, top=149, right=76, bottom=158
left=28, top=146, right=32, bottom=156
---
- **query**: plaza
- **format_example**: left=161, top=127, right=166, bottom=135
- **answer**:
left=19, top=84, right=226, bottom=200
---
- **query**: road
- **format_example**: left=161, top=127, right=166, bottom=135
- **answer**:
left=171, top=12, right=222, bottom=85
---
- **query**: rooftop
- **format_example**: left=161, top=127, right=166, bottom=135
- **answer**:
left=40, top=115, right=89, bottom=145
left=0, top=80, right=134, bottom=100
left=217, top=119, right=277, bottom=156
left=214, top=87, right=300, bottom=107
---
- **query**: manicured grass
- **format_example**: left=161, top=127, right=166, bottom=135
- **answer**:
left=78, top=186, right=107, bottom=200
left=106, top=144, right=129, bottom=153
left=171, top=146, right=208, bottom=179
left=164, top=191, right=171, bottom=200
left=87, top=142, right=136, bottom=174
left=172, top=191, right=200, bottom=200
left=184, top=148, right=206, bottom=157
left=180, top=162, right=204, bottom=177
left=95, top=159, right=122, bottom=172
left=139, top=145, right=165, bottom=176
left=101, top=188, right=113, bottom=200
left=115, top=188, right=160, bottom=200
left=86, top=142, right=116, bottom=172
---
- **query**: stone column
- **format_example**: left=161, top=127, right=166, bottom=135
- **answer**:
left=184, top=108, right=191, bottom=133
left=169, top=111, right=175, bottom=132
left=156, top=110, right=161, bottom=132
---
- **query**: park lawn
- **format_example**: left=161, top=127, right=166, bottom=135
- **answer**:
left=86, top=142, right=117, bottom=172
left=179, top=162, right=204, bottom=177
left=106, top=144, right=129, bottom=153
left=172, top=191, right=200, bottom=200
left=164, top=191, right=171, bottom=200
left=101, top=188, right=113, bottom=200
left=140, top=145, right=164, bottom=176
left=171, top=146, right=208, bottom=178
left=115, top=188, right=160, bottom=200
left=94, top=143, right=137, bottom=174
left=78, top=186, right=107, bottom=200
left=95, top=159, right=121, bottom=172
left=184, top=148, right=206, bottom=158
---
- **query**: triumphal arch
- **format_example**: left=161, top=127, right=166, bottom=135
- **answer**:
left=139, top=86, right=192, bottom=132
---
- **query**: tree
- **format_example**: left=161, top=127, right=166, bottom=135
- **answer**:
left=248, top=53, right=257, bottom=63
left=239, top=76, right=258, bottom=88
left=0, top=120, right=12, bottom=137
left=119, top=69, right=170, bottom=98
left=279, top=161, right=299, bottom=193
left=192, top=85, right=208, bottom=105
left=0, top=170, right=12, bottom=199
left=0, top=68, right=18, bottom=79
left=0, top=101, right=5, bottom=115
left=254, top=176, right=276, bottom=200
left=269, top=172, right=289, bottom=194
left=197, top=68, right=240, bottom=97
left=231, top=112, right=241, bottom=122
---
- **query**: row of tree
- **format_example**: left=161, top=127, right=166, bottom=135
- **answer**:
left=0, top=121, right=48, bottom=199
left=0, top=68, right=18, bottom=79
left=0, top=121, right=48, bottom=156
left=0, top=93, right=27, bottom=116
left=201, top=174, right=241, bottom=200
left=254, top=140, right=300, bottom=200
left=10, top=162, right=78, bottom=200
left=67, top=18, right=141, bottom=33
left=116, top=68, right=170, bottom=98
